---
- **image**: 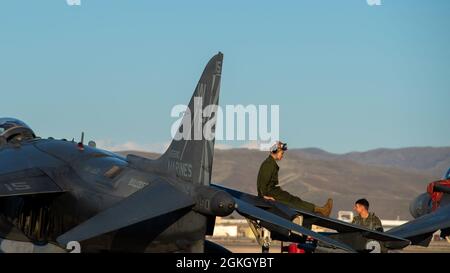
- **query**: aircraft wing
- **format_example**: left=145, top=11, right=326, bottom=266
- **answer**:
left=288, top=204, right=409, bottom=246
left=0, top=168, right=64, bottom=197
left=211, top=184, right=356, bottom=252
left=386, top=204, right=450, bottom=246
left=57, top=178, right=195, bottom=246
left=234, top=198, right=356, bottom=252
left=212, top=184, right=410, bottom=250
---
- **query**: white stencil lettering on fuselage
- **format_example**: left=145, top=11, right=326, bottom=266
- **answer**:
left=128, top=178, right=149, bottom=190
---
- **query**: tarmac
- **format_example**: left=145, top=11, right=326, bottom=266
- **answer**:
left=1, top=237, right=449, bottom=253
left=211, top=238, right=450, bottom=253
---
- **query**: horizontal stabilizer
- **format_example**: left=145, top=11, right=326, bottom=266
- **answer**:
left=234, top=198, right=356, bottom=252
left=288, top=205, right=410, bottom=247
left=213, top=184, right=410, bottom=249
left=57, top=179, right=194, bottom=246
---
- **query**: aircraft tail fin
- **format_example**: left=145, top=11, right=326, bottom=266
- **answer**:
left=156, top=52, right=223, bottom=185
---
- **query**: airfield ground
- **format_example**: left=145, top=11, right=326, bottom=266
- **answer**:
left=211, top=238, right=450, bottom=253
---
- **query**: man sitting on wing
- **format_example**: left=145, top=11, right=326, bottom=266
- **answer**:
left=256, top=141, right=333, bottom=217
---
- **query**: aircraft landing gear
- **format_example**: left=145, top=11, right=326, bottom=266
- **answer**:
left=246, top=219, right=272, bottom=253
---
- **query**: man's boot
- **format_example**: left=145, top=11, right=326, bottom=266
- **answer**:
left=314, top=198, right=333, bottom=217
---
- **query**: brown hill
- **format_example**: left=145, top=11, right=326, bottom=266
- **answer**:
left=291, top=147, right=450, bottom=178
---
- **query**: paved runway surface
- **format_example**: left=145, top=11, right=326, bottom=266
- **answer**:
left=1, top=238, right=449, bottom=253
left=212, top=238, right=450, bottom=253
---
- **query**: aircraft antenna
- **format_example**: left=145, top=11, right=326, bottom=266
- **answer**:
left=77, top=132, right=85, bottom=151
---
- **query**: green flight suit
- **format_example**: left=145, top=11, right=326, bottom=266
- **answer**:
left=352, top=212, right=384, bottom=232
left=352, top=212, right=387, bottom=253
left=257, top=155, right=315, bottom=212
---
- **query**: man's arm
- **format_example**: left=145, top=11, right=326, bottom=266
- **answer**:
left=257, top=162, right=273, bottom=197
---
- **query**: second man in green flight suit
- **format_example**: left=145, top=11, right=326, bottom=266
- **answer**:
left=257, top=141, right=333, bottom=217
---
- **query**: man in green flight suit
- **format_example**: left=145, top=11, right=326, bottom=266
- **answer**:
left=257, top=141, right=333, bottom=217
left=352, top=198, right=383, bottom=232
left=352, top=198, right=386, bottom=253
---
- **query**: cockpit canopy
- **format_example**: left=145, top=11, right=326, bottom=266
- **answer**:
left=0, top=118, right=36, bottom=146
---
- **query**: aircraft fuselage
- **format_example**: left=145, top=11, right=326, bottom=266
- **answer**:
left=0, top=138, right=208, bottom=252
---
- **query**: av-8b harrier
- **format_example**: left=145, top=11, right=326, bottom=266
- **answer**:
left=0, top=53, right=446, bottom=253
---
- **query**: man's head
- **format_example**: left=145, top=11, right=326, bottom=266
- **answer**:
left=354, top=198, right=369, bottom=215
left=270, top=141, right=288, bottom=161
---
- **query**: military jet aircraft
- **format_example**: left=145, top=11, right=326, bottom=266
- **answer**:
left=385, top=168, right=450, bottom=247
left=0, top=52, right=444, bottom=253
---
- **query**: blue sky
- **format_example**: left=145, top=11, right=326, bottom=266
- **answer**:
left=1, top=0, right=449, bottom=153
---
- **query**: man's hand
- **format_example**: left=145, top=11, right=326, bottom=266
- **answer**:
left=263, top=196, right=275, bottom=201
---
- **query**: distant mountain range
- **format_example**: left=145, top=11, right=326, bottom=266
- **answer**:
left=293, top=147, right=450, bottom=178
left=118, top=147, right=450, bottom=220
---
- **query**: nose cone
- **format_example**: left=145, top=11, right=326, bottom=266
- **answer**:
left=409, top=193, right=432, bottom=218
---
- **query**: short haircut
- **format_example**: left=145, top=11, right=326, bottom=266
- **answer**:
left=355, top=198, right=369, bottom=210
